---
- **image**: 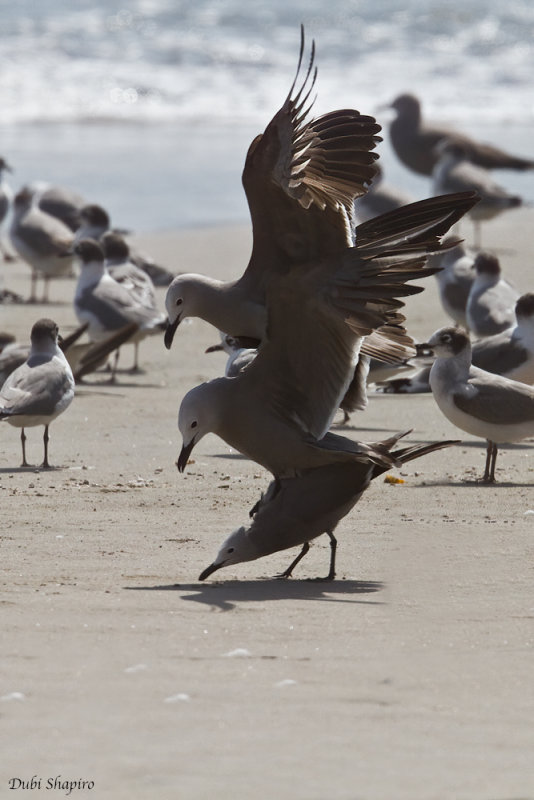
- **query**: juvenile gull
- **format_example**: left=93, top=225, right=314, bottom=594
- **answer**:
left=199, top=433, right=458, bottom=581
left=9, top=188, right=75, bottom=302
left=386, top=93, right=534, bottom=177
left=432, top=141, right=523, bottom=248
left=425, top=326, right=534, bottom=482
left=0, top=318, right=75, bottom=467
left=427, top=235, right=475, bottom=328
left=172, top=32, right=477, bottom=482
left=73, top=239, right=165, bottom=379
left=465, top=252, right=519, bottom=337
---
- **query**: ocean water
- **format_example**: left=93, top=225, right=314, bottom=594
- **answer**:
left=1, top=0, right=533, bottom=231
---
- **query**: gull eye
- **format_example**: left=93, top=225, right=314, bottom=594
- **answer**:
left=176, top=298, right=183, bottom=307
left=191, top=420, right=198, bottom=429
left=227, top=547, right=235, bottom=554
left=442, top=333, right=451, bottom=343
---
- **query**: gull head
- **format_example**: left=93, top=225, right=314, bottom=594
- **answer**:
left=424, top=326, right=470, bottom=359
left=30, top=318, right=61, bottom=352
left=515, top=292, right=534, bottom=325
left=198, top=526, right=258, bottom=580
left=177, top=382, right=218, bottom=472
left=74, top=238, right=105, bottom=266
left=164, top=274, right=202, bottom=349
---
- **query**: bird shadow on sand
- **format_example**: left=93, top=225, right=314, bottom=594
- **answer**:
left=0, top=464, right=64, bottom=474
left=125, top=578, right=385, bottom=612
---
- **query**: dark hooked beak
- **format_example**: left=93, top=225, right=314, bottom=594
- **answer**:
left=176, top=437, right=196, bottom=473
left=205, top=343, right=224, bottom=353
left=164, top=315, right=180, bottom=349
left=198, top=561, right=224, bottom=581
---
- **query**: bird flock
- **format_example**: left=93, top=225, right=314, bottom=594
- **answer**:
left=2, top=29, right=534, bottom=580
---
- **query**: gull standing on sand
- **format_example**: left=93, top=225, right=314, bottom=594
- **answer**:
left=102, top=231, right=162, bottom=371
left=427, top=235, right=475, bottom=328
left=379, top=293, right=534, bottom=394
left=9, top=187, right=75, bottom=302
left=167, top=31, right=477, bottom=583
left=385, top=93, right=534, bottom=177
left=432, top=141, right=523, bottom=248
left=425, top=326, right=534, bottom=482
left=199, top=433, right=457, bottom=580
left=73, top=238, right=165, bottom=379
left=465, top=252, right=519, bottom=337
left=0, top=318, right=75, bottom=468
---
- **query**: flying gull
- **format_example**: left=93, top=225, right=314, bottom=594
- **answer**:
left=168, top=30, right=476, bottom=582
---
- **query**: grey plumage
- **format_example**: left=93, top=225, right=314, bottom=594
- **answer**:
left=426, top=326, right=534, bottom=482
left=199, top=432, right=457, bottom=580
left=0, top=318, right=75, bottom=467
left=387, top=93, right=534, bottom=177
left=432, top=141, right=522, bottom=248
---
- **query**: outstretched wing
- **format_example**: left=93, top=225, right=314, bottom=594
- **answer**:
left=239, top=27, right=382, bottom=293
left=242, top=191, right=479, bottom=439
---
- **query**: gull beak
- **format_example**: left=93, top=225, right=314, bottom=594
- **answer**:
left=205, top=343, right=224, bottom=353
left=418, top=342, right=434, bottom=355
left=164, top=315, right=181, bottom=350
left=198, top=560, right=225, bottom=581
left=415, top=342, right=434, bottom=357
left=176, top=436, right=196, bottom=473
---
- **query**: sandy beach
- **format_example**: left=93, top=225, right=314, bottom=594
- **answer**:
left=2, top=208, right=534, bottom=799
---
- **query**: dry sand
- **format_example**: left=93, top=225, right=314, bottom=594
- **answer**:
left=1, top=209, right=534, bottom=799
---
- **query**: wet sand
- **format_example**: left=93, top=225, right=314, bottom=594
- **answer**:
left=1, top=209, right=534, bottom=799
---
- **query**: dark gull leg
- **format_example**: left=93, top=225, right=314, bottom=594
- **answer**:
left=41, top=424, right=50, bottom=468
left=276, top=542, right=310, bottom=579
left=482, top=440, right=497, bottom=483
left=20, top=428, right=28, bottom=467
left=311, top=530, right=337, bottom=582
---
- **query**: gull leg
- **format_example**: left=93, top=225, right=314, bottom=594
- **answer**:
left=488, top=442, right=498, bottom=483
left=20, top=428, right=28, bottom=467
left=316, top=530, right=337, bottom=581
left=276, top=542, right=310, bottom=579
left=109, top=349, right=120, bottom=383
left=41, top=424, right=50, bottom=468
left=130, top=342, right=140, bottom=373
left=482, top=440, right=497, bottom=483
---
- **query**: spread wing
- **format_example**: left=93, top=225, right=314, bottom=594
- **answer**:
left=239, top=27, right=382, bottom=295
left=241, top=191, right=480, bottom=439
